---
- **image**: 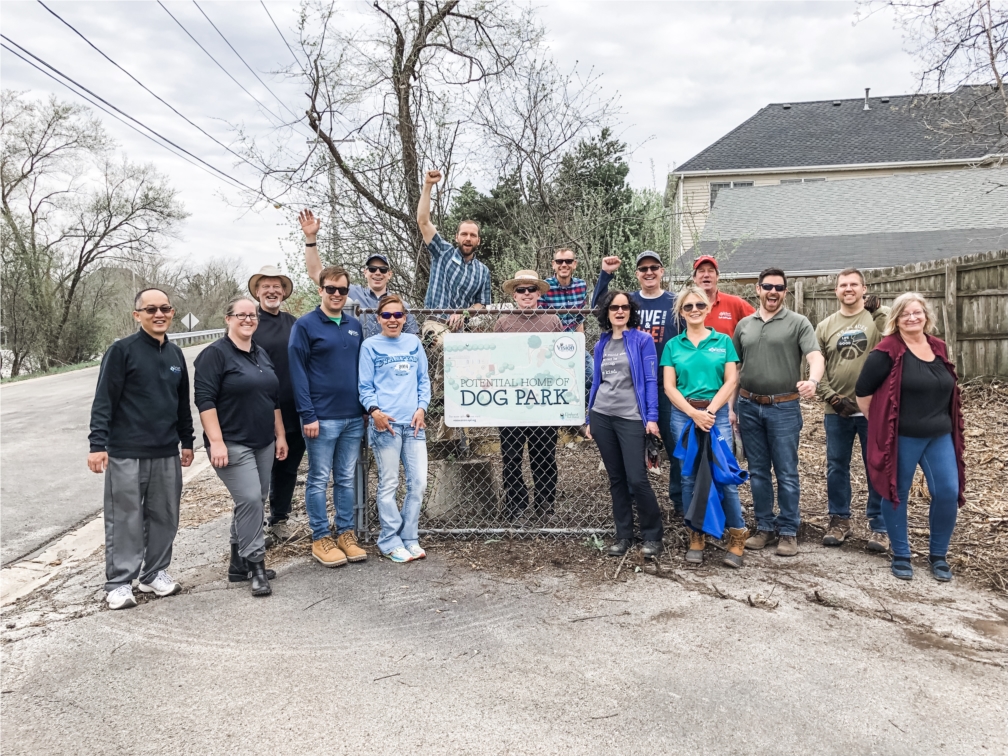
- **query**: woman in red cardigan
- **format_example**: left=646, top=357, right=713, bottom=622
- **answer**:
left=855, top=292, right=965, bottom=582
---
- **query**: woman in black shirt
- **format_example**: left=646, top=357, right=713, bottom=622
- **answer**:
left=194, top=298, right=288, bottom=596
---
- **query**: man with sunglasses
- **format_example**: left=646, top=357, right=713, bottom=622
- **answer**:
left=592, top=252, right=684, bottom=514
left=88, top=288, right=194, bottom=610
left=288, top=266, right=368, bottom=568
left=540, top=249, right=587, bottom=333
left=732, top=267, right=825, bottom=557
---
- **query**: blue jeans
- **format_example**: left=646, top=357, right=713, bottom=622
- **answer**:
left=658, top=391, right=683, bottom=509
left=737, top=397, right=802, bottom=537
left=304, top=417, right=364, bottom=541
left=879, top=434, right=959, bottom=559
left=369, top=423, right=428, bottom=554
left=824, top=413, right=885, bottom=532
left=669, top=405, right=744, bottom=530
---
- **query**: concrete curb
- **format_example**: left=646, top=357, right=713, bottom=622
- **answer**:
left=0, top=456, right=213, bottom=606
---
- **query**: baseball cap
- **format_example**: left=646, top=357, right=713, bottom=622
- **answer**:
left=365, top=253, right=392, bottom=267
left=693, top=255, right=719, bottom=271
left=635, top=251, right=663, bottom=266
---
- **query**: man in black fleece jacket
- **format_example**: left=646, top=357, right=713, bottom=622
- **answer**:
left=88, top=288, right=194, bottom=610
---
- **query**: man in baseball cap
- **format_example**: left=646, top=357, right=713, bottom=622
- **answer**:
left=691, top=255, right=754, bottom=338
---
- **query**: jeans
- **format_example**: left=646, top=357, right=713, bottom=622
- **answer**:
left=737, top=397, right=803, bottom=537
left=268, top=429, right=306, bottom=524
left=369, top=423, right=428, bottom=554
left=824, top=413, right=885, bottom=533
left=499, top=426, right=558, bottom=516
left=658, top=390, right=683, bottom=509
left=669, top=405, right=744, bottom=531
left=879, top=434, right=959, bottom=559
left=590, top=409, right=663, bottom=542
left=212, top=442, right=274, bottom=563
left=304, top=417, right=364, bottom=541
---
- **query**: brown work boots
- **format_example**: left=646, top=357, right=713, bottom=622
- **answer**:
left=822, top=516, right=852, bottom=546
left=312, top=536, right=347, bottom=567
left=336, top=531, right=368, bottom=563
left=685, top=530, right=706, bottom=564
left=723, top=527, right=748, bottom=568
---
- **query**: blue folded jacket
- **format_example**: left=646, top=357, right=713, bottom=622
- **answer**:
left=674, top=421, right=749, bottom=538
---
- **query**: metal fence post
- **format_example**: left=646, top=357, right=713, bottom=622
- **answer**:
left=354, top=436, right=370, bottom=541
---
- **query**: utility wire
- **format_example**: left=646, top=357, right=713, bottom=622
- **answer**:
left=260, top=0, right=303, bottom=70
left=35, top=0, right=265, bottom=177
left=0, top=35, right=262, bottom=196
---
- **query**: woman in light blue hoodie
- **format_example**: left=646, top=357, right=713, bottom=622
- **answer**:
left=358, top=294, right=431, bottom=562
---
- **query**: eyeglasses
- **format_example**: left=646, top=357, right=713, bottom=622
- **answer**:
left=231, top=313, right=258, bottom=321
left=637, top=265, right=661, bottom=273
left=367, top=265, right=389, bottom=274
left=513, top=286, right=540, bottom=295
left=682, top=302, right=708, bottom=313
left=608, top=303, right=631, bottom=312
left=899, top=310, right=925, bottom=321
left=322, top=285, right=349, bottom=296
left=137, top=305, right=174, bottom=315
left=759, top=283, right=787, bottom=292
left=554, top=258, right=576, bottom=266
left=379, top=311, right=405, bottom=320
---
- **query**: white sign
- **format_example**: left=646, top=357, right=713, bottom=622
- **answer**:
left=181, top=313, right=199, bottom=331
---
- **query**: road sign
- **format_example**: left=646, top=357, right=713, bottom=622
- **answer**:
left=181, top=313, right=199, bottom=331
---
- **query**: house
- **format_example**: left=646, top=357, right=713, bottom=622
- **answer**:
left=667, top=86, right=1007, bottom=257
left=688, top=167, right=1008, bottom=279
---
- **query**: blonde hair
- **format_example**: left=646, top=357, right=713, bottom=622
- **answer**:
left=884, top=292, right=937, bottom=336
left=673, top=285, right=711, bottom=319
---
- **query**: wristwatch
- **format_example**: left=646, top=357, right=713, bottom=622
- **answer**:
left=367, top=406, right=380, bottom=415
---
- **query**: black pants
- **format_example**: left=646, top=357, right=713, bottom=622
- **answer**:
left=268, top=429, right=307, bottom=524
left=499, top=426, right=558, bottom=516
left=589, top=409, right=663, bottom=542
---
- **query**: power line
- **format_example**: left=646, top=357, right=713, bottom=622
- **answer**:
left=35, top=0, right=265, bottom=177
left=260, top=0, right=303, bottom=71
left=0, top=34, right=262, bottom=196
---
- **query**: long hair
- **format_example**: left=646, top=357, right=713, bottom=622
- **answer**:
left=596, top=289, right=640, bottom=331
left=884, top=292, right=937, bottom=336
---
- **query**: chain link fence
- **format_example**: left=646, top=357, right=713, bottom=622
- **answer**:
left=354, top=307, right=677, bottom=539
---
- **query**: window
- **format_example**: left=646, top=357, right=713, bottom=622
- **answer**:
left=779, top=177, right=826, bottom=185
left=709, top=180, right=754, bottom=207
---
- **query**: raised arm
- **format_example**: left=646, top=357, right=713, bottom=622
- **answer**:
left=591, top=257, right=621, bottom=307
left=417, top=170, right=441, bottom=245
left=299, top=209, right=323, bottom=285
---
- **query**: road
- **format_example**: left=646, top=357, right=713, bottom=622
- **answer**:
left=0, top=345, right=208, bottom=565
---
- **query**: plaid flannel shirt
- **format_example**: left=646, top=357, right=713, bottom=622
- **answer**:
left=540, top=276, right=587, bottom=331
left=423, top=233, right=491, bottom=313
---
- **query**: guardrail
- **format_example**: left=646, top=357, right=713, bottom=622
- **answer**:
left=166, top=329, right=225, bottom=346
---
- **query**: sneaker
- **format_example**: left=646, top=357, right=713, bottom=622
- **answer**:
left=312, top=536, right=348, bottom=568
left=385, top=546, right=413, bottom=563
left=866, top=532, right=890, bottom=554
left=745, top=530, right=778, bottom=550
left=406, top=544, right=427, bottom=560
left=336, top=531, right=368, bottom=563
left=137, top=570, right=182, bottom=597
left=106, top=585, right=137, bottom=610
left=776, top=535, right=799, bottom=557
left=822, top=516, right=851, bottom=547
left=270, top=519, right=294, bottom=544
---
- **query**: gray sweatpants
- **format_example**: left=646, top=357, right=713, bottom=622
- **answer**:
left=104, top=456, right=182, bottom=592
left=212, top=442, right=274, bottom=564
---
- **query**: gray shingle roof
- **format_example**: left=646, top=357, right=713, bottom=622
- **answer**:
left=675, top=87, right=1003, bottom=173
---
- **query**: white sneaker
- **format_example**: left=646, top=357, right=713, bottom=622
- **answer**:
left=137, top=570, right=181, bottom=597
left=406, top=544, right=426, bottom=560
left=385, top=547, right=413, bottom=563
left=106, top=585, right=137, bottom=610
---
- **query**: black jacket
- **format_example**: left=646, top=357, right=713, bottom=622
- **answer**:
left=253, top=308, right=299, bottom=431
left=89, top=329, right=195, bottom=458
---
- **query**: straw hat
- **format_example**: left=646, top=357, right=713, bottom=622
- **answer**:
left=502, top=269, right=550, bottom=296
left=248, top=265, right=293, bottom=299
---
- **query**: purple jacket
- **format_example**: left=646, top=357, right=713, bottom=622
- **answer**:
left=587, top=329, right=658, bottom=428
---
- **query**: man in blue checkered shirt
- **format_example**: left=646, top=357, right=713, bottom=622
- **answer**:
left=539, top=248, right=587, bottom=333
left=417, top=169, right=491, bottom=337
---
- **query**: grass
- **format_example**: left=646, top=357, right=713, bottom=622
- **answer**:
left=1, top=359, right=102, bottom=384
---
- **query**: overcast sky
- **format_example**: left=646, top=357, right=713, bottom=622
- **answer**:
left=1, top=1, right=919, bottom=276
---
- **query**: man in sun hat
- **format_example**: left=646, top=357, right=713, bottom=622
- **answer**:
left=247, top=264, right=304, bottom=544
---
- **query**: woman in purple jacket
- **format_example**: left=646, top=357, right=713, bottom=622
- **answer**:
left=587, top=290, right=664, bottom=559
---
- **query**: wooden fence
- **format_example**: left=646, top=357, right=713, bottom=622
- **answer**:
left=721, top=249, right=1007, bottom=380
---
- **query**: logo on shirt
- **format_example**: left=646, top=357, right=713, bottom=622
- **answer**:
left=394, top=362, right=412, bottom=375
left=706, top=346, right=726, bottom=355
left=169, top=365, right=182, bottom=373
left=836, top=329, right=868, bottom=360
left=348, top=330, right=360, bottom=337
left=718, top=311, right=732, bottom=320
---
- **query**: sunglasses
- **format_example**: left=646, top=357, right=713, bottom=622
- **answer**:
left=514, top=286, right=540, bottom=295
left=637, top=265, right=661, bottom=273
left=608, top=303, right=631, bottom=312
left=367, top=265, right=389, bottom=274
left=379, top=311, right=405, bottom=320
left=322, top=285, right=350, bottom=296
left=554, top=258, right=576, bottom=265
left=682, top=302, right=708, bottom=313
left=759, top=283, right=787, bottom=292
left=231, top=313, right=258, bottom=321
left=137, top=305, right=174, bottom=315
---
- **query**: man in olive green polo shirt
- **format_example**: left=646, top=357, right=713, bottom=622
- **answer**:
left=732, top=267, right=825, bottom=557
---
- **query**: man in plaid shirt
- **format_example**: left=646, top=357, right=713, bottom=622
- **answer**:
left=539, top=248, right=587, bottom=333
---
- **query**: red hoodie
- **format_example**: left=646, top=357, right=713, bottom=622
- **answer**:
left=864, top=334, right=966, bottom=508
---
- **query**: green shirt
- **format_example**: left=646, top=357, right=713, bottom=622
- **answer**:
left=815, top=307, right=889, bottom=414
left=660, top=329, right=739, bottom=401
left=732, top=307, right=820, bottom=396
left=327, top=315, right=342, bottom=325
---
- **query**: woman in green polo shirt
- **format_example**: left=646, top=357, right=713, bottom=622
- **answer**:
left=661, top=285, right=747, bottom=568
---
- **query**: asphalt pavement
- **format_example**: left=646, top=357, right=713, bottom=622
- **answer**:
left=0, top=345, right=208, bottom=565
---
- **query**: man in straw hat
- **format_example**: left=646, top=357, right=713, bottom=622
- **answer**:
left=494, top=269, right=564, bottom=521
left=247, top=265, right=303, bottom=545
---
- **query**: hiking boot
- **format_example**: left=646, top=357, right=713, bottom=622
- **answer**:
left=685, top=529, right=706, bottom=564
left=106, top=585, right=136, bottom=610
left=312, top=536, right=347, bottom=568
left=822, top=516, right=851, bottom=546
left=776, top=535, right=799, bottom=557
left=722, top=527, right=748, bottom=569
left=867, top=532, right=890, bottom=554
left=745, top=530, right=777, bottom=550
left=641, top=540, right=663, bottom=559
left=607, top=538, right=632, bottom=557
left=137, top=570, right=181, bottom=597
left=336, top=531, right=367, bottom=563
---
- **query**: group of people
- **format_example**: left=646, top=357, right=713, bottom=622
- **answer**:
left=87, top=169, right=966, bottom=609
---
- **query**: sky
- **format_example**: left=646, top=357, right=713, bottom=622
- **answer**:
left=1, top=1, right=920, bottom=276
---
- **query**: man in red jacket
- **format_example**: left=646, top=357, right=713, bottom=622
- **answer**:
left=692, top=256, right=755, bottom=337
